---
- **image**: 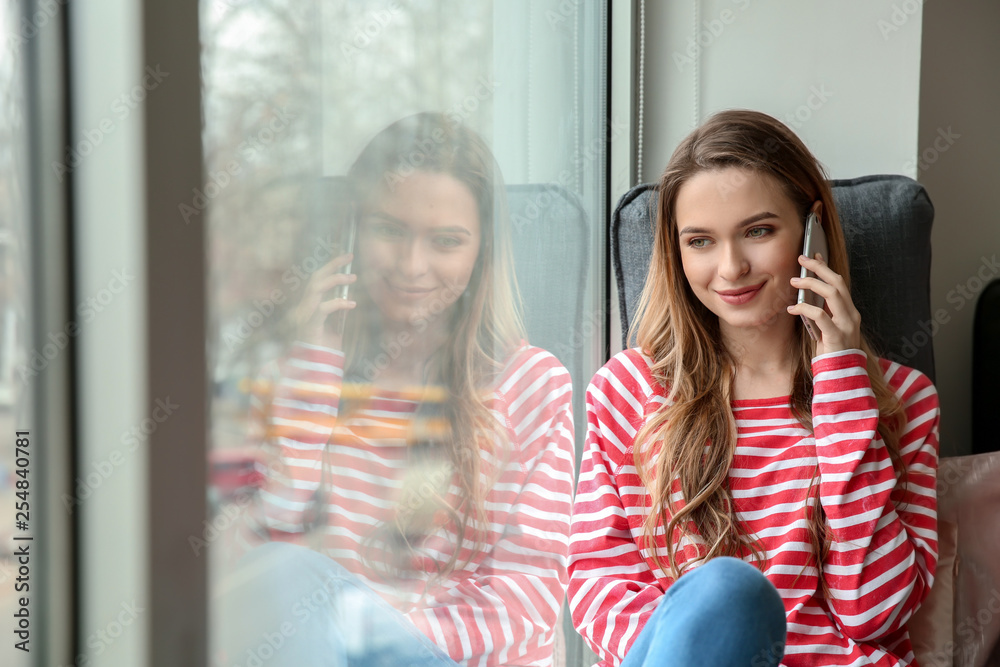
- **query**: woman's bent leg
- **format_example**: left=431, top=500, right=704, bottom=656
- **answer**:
left=621, top=557, right=786, bottom=667
left=213, top=542, right=458, bottom=667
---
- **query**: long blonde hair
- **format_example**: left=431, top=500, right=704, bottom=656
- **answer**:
left=341, top=113, right=525, bottom=582
left=630, top=110, right=907, bottom=585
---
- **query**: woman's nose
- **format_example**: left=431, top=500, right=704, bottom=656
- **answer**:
left=718, top=243, right=750, bottom=281
left=396, top=239, right=429, bottom=279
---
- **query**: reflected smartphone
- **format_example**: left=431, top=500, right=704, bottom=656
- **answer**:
left=797, top=212, right=828, bottom=341
left=313, top=177, right=358, bottom=336
left=331, top=203, right=357, bottom=301
left=324, top=203, right=357, bottom=337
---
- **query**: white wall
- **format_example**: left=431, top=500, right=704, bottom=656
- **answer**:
left=640, top=0, right=923, bottom=182
left=918, top=0, right=1000, bottom=457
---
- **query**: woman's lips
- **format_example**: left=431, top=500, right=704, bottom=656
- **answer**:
left=385, top=280, right=434, bottom=300
left=716, top=282, right=765, bottom=305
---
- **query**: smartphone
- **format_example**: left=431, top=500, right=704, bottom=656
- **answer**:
left=313, top=177, right=358, bottom=336
left=797, top=212, right=828, bottom=341
left=331, top=203, right=357, bottom=301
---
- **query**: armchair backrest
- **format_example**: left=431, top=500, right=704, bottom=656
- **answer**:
left=612, top=174, right=936, bottom=381
left=507, top=183, right=590, bottom=385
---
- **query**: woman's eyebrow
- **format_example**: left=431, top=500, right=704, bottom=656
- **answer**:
left=366, top=212, right=472, bottom=236
left=678, top=211, right=779, bottom=235
left=365, top=211, right=403, bottom=224
left=431, top=226, right=472, bottom=236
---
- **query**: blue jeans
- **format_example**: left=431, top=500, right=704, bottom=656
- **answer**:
left=214, top=542, right=459, bottom=667
left=620, top=557, right=787, bottom=667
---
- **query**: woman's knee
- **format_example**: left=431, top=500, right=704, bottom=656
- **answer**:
left=239, top=540, right=332, bottom=569
left=217, top=543, right=353, bottom=663
left=677, top=557, right=785, bottom=626
left=224, top=542, right=352, bottom=613
left=632, top=558, right=786, bottom=667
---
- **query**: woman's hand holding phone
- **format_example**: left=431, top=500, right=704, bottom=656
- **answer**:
left=293, top=252, right=357, bottom=349
left=787, top=253, right=862, bottom=357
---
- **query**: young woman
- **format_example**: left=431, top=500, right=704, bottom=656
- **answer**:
left=569, top=110, right=939, bottom=667
left=218, top=113, right=575, bottom=667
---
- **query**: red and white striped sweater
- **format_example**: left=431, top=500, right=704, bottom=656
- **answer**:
left=569, top=348, right=939, bottom=667
left=240, top=341, right=575, bottom=666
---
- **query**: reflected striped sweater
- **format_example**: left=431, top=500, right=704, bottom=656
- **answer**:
left=241, top=341, right=575, bottom=667
left=569, top=348, right=939, bottom=667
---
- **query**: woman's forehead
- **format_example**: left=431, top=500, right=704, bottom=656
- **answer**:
left=366, top=171, right=481, bottom=234
left=675, top=168, right=793, bottom=216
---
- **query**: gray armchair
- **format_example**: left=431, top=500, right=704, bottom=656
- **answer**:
left=611, top=174, right=1000, bottom=667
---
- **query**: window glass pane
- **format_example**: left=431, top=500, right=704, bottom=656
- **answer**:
left=0, top=2, right=33, bottom=666
left=203, top=2, right=605, bottom=665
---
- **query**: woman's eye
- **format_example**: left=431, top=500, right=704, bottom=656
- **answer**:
left=371, top=223, right=404, bottom=239
left=434, top=236, right=462, bottom=249
left=747, top=226, right=770, bottom=239
left=687, top=237, right=710, bottom=249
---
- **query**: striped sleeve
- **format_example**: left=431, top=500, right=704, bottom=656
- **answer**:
left=239, top=341, right=344, bottom=547
left=405, top=348, right=576, bottom=666
left=568, top=351, right=665, bottom=667
left=811, top=349, right=939, bottom=643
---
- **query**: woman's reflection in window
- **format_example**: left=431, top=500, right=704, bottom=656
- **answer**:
left=218, top=113, right=574, bottom=667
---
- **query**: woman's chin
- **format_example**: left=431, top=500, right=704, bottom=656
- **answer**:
left=374, top=301, right=450, bottom=331
left=712, top=305, right=792, bottom=333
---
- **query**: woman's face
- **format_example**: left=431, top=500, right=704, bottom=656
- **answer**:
left=358, top=170, right=482, bottom=328
left=674, top=167, right=804, bottom=334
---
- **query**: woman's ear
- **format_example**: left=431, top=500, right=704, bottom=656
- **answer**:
left=810, top=200, right=823, bottom=221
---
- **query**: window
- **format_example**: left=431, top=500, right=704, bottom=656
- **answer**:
left=203, top=1, right=607, bottom=665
